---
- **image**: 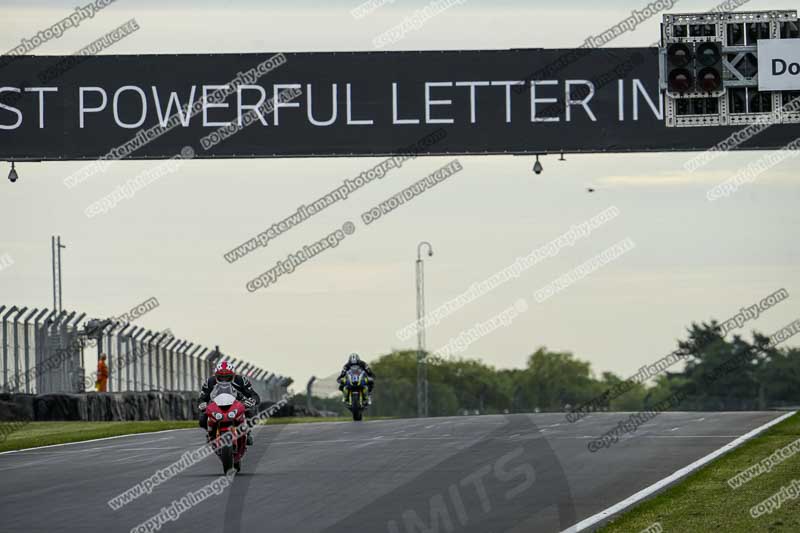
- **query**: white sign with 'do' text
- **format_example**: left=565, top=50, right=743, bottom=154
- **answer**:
left=758, top=39, right=800, bottom=91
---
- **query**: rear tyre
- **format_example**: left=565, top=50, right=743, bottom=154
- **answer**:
left=220, top=445, right=234, bottom=474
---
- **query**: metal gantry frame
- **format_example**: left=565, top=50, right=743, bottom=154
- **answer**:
left=660, top=10, right=800, bottom=127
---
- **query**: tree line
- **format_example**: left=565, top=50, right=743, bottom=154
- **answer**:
left=305, top=320, right=800, bottom=417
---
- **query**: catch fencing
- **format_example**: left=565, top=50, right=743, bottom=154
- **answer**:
left=0, top=304, right=290, bottom=400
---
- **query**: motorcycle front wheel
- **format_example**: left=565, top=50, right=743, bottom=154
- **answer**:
left=351, top=391, right=363, bottom=421
left=220, top=444, right=234, bottom=474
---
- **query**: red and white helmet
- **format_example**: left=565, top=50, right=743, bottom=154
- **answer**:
left=214, top=361, right=235, bottom=382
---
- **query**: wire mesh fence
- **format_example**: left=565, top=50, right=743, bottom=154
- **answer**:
left=0, top=304, right=290, bottom=400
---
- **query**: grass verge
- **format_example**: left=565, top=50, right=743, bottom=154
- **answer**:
left=0, top=421, right=196, bottom=453
left=600, top=412, right=800, bottom=533
left=0, top=416, right=398, bottom=452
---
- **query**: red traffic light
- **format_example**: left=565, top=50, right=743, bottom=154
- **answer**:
left=668, top=68, right=694, bottom=92
left=698, top=67, right=722, bottom=92
left=668, top=43, right=693, bottom=67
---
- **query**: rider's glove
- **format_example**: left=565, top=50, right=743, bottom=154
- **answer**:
left=198, top=402, right=207, bottom=411
left=244, top=398, right=256, bottom=408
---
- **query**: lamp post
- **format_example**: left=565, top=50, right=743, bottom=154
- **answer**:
left=416, top=241, right=433, bottom=418
left=51, top=236, right=65, bottom=313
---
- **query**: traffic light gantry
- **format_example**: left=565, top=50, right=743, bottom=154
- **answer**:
left=659, top=10, right=800, bottom=127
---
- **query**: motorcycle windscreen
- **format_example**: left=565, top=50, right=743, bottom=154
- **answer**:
left=348, top=368, right=363, bottom=386
left=212, top=393, right=237, bottom=407
left=210, top=382, right=236, bottom=403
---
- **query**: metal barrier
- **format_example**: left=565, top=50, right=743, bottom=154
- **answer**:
left=0, top=304, right=290, bottom=399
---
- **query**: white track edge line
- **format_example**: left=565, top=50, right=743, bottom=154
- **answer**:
left=0, top=427, right=197, bottom=456
left=561, top=411, right=797, bottom=533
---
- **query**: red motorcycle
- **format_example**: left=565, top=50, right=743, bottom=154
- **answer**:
left=206, top=382, right=248, bottom=474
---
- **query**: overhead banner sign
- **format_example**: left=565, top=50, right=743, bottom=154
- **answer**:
left=758, top=39, right=800, bottom=91
left=1, top=48, right=799, bottom=161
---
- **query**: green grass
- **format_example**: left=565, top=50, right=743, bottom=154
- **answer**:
left=0, top=421, right=196, bottom=453
left=600, top=413, right=800, bottom=533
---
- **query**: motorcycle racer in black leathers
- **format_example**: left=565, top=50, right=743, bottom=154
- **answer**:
left=199, top=361, right=260, bottom=446
left=338, top=353, right=375, bottom=405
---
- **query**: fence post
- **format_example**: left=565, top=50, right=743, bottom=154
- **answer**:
left=116, top=322, right=126, bottom=392
left=161, top=336, right=173, bottom=391
left=113, top=324, right=128, bottom=391
left=138, top=328, right=149, bottom=391
left=103, top=321, right=118, bottom=392
left=146, top=331, right=158, bottom=391
left=195, top=348, right=207, bottom=389
left=266, top=373, right=276, bottom=402
left=165, top=339, right=179, bottom=391
left=37, top=310, right=57, bottom=393
left=159, top=337, right=168, bottom=391
left=66, top=312, right=85, bottom=393
left=205, top=348, right=219, bottom=386
left=181, top=343, right=193, bottom=391
left=130, top=328, right=140, bottom=391
left=157, top=331, right=169, bottom=390
left=11, top=307, right=27, bottom=392
left=174, top=341, right=183, bottom=391
left=47, top=310, right=68, bottom=393
left=154, top=334, right=165, bottom=391
left=168, top=341, right=177, bottom=391
left=180, top=341, right=191, bottom=390
left=22, top=309, right=39, bottom=394
left=128, top=327, right=141, bottom=392
left=186, top=343, right=196, bottom=391
left=40, top=311, right=56, bottom=393
left=134, top=328, right=149, bottom=391
left=106, top=322, right=122, bottom=392
left=174, top=340, right=186, bottom=391
left=210, top=346, right=222, bottom=375
left=61, top=311, right=75, bottom=392
left=162, top=339, right=174, bottom=391
left=2, top=306, right=17, bottom=392
left=188, top=346, right=202, bottom=392
left=29, top=309, right=48, bottom=394
left=119, top=324, right=133, bottom=392
left=307, top=376, right=316, bottom=412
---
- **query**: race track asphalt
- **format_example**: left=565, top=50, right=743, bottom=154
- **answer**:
left=0, top=411, right=784, bottom=533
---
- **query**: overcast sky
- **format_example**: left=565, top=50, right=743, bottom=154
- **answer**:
left=1, top=0, right=798, bottom=392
